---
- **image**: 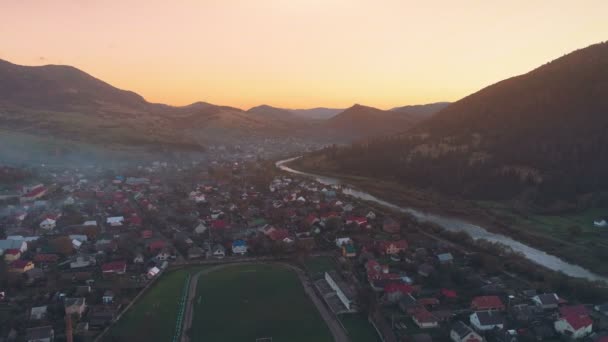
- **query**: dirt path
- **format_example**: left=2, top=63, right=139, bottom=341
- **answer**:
left=178, top=262, right=350, bottom=342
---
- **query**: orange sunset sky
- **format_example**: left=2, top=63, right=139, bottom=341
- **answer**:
left=1, top=0, right=607, bottom=109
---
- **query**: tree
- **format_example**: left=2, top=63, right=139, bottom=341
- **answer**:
left=567, top=225, right=583, bottom=237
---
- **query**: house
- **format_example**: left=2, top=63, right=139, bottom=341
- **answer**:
left=532, top=293, right=560, bottom=310
left=64, top=297, right=86, bottom=317
left=101, top=261, right=127, bottom=275
left=70, top=255, right=95, bottom=269
left=133, top=253, right=144, bottom=264
left=212, top=244, right=225, bottom=258
left=187, top=247, right=204, bottom=259
left=335, top=237, right=352, bottom=248
left=39, top=218, right=57, bottom=230
left=594, top=219, right=608, bottom=227
left=147, top=266, right=161, bottom=278
left=4, top=249, right=21, bottom=262
left=106, top=216, right=124, bottom=227
left=471, top=296, right=505, bottom=311
left=0, top=239, right=28, bottom=253
left=412, top=308, right=439, bottom=329
left=555, top=305, right=593, bottom=339
left=378, top=240, right=408, bottom=255
left=346, top=216, right=368, bottom=227
left=366, top=211, right=377, bottom=220
left=384, top=282, right=414, bottom=303
left=470, top=311, right=504, bottom=331
left=232, top=240, right=248, bottom=255
left=30, top=306, right=48, bottom=320
left=26, top=326, right=54, bottom=342
left=342, top=244, right=356, bottom=258
left=9, top=260, right=34, bottom=273
left=194, top=222, right=208, bottom=235
left=437, top=252, right=454, bottom=264
left=325, top=271, right=356, bottom=311
left=450, top=321, right=483, bottom=342
left=102, top=290, right=114, bottom=304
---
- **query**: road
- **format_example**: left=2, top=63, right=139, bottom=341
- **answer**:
left=178, top=262, right=350, bottom=342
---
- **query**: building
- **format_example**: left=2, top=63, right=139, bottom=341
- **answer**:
left=554, top=306, right=593, bottom=339
left=232, top=240, right=248, bottom=255
left=26, top=326, right=54, bottom=342
left=39, top=218, right=57, bottom=230
left=30, top=306, right=48, bottom=320
left=101, top=261, right=127, bottom=275
left=470, top=311, right=504, bottom=331
left=450, top=321, right=483, bottom=342
left=106, top=216, right=124, bottom=227
left=212, top=244, right=226, bottom=258
left=412, top=308, right=439, bottom=329
left=4, top=249, right=21, bottom=262
left=325, top=271, right=356, bottom=311
left=64, top=297, right=86, bottom=317
left=9, top=260, right=34, bottom=273
left=471, top=296, right=505, bottom=311
left=532, top=293, right=560, bottom=310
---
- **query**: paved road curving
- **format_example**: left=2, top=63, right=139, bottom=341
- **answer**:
left=179, top=262, right=350, bottom=342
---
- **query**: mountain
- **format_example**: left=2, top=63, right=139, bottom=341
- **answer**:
left=325, top=104, right=426, bottom=139
left=306, top=42, right=608, bottom=204
left=390, top=102, right=451, bottom=117
left=247, top=105, right=298, bottom=121
left=289, top=107, right=343, bottom=120
left=0, top=59, right=321, bottom=150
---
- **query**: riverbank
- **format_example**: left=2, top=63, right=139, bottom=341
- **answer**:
left=279, top=157, right=608, bottom=280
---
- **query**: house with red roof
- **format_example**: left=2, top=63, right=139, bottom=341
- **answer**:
left=377, top=240, right=408, bottom=255
left=346, top=216, right=368, bottom=227
left=4, top=248, right=21, bottom=262
left=384, top=282, right=414, bottom=302
left=269, top=229, right=294, bottom=243
left=9, top=260, right=34, bottom=273
left=101, top=261, right=127, bottom=275
left=211, top=220, right=228, bottom=230
left=20, top=185, right=47, bottom=202
left=555, top=312, right=593, bottom=339
left=471, top=296, right=505, bottom=311
left=412, top=307, right=439, bottom=329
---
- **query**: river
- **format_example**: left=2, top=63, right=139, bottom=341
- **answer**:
left=276, top=157, right=608, bottom=283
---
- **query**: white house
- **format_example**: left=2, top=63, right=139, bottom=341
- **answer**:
left=106, top=216, right=124, bottom=227
left=194, top=223, right=208, bottom=235
left=83, top=220, right=97, bottom=227
left=30, top=305, right=48, bottom=320
left=335, top=237, right=352, bottom=248
left=594, top=219, right=607, bottom=228
left=554, top=315, right=593, bottom=339
left=39, top=218, right=56, bottom=230
left=212, top=244, right=226, bottom=258
left=470, top=311, right=504, bottom=331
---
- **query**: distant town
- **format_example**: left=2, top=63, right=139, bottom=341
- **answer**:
left=1, top=146, right=607, bottom=342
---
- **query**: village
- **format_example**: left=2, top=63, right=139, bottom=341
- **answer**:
left=1, top=154, right=608, bottom=342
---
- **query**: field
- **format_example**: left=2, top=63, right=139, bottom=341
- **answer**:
left=339, top=313, right=381, bottom=342
left=105, top=268, right=202, bottom=342
left=189, top=264, right=333, bottom=342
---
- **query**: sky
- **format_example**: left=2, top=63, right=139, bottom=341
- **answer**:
left=1, top=0, right=607, bottom=110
